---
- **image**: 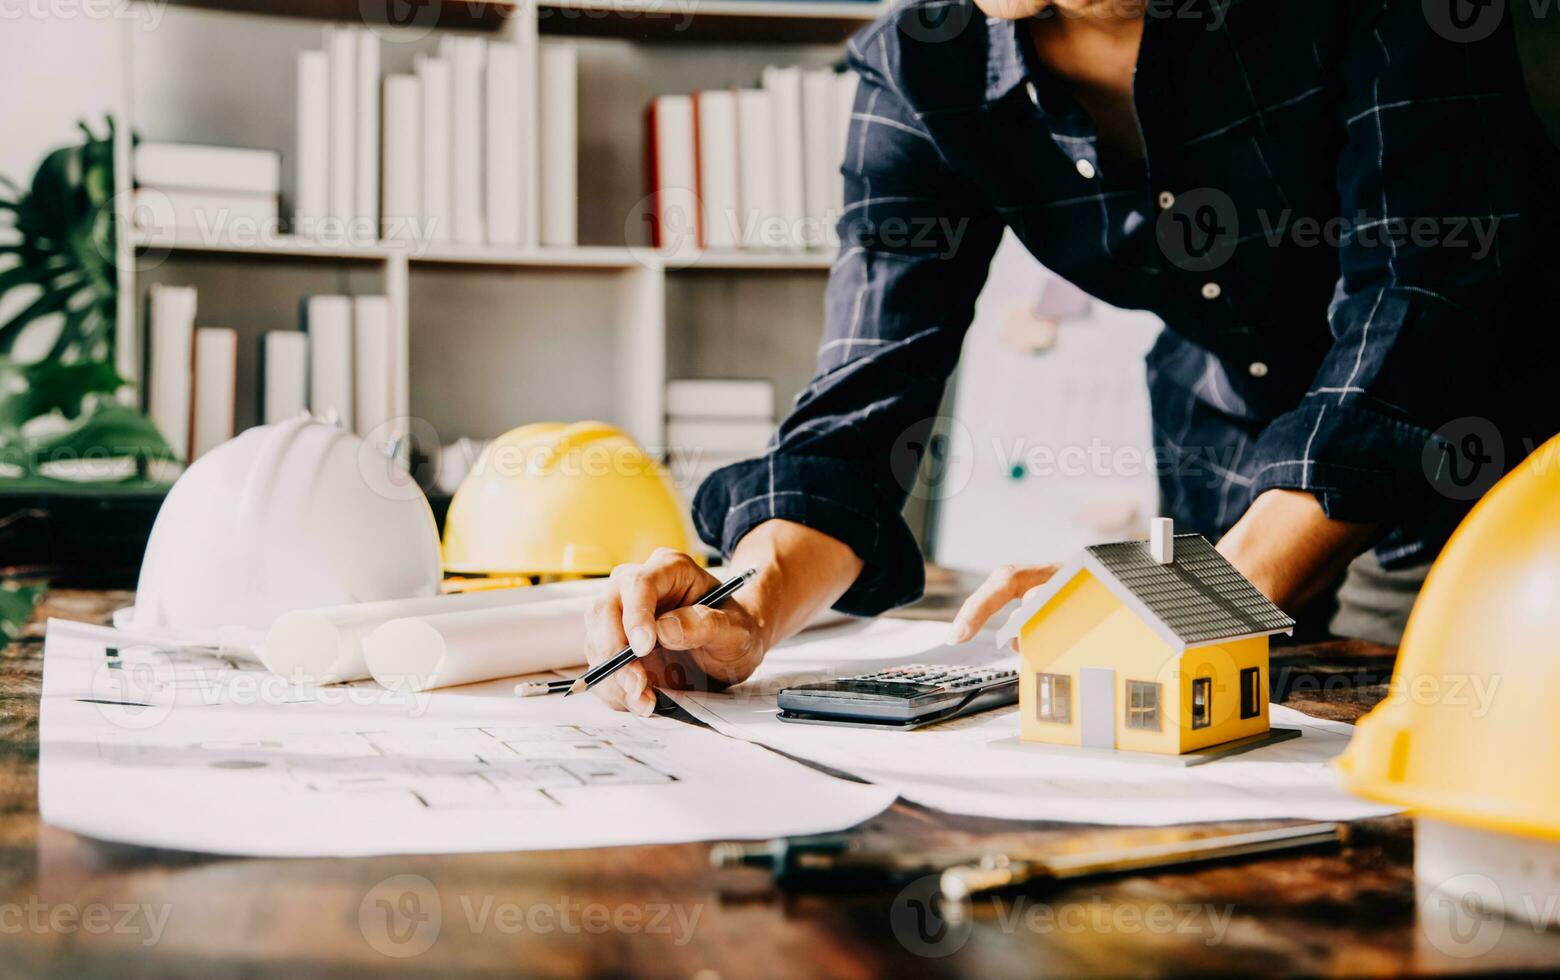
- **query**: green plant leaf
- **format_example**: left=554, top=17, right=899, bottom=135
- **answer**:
left=0, top=581, right=46, bottom=642
left=0, top=262, right=50, bottom=296
left=0, top=281, right=78, bottom=353
left=27, top=402, right=175, bottom=467
left=0, top=358, right=125, bottom=429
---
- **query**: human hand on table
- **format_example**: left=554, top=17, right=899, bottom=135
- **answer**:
left=582, top=549, right=766, bottom=716
left=946, top=564, right=1062, bottom=649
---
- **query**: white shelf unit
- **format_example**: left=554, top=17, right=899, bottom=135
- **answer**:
left=115, top=0, right=872, bottom=457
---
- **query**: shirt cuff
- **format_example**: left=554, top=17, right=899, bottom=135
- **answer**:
left=691, top=455, right=925, bottom=617
left=1248, top=401, right=1445, bottom=524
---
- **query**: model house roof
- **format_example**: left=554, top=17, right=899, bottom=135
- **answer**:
left=996, top=532, right=1296, bottom=652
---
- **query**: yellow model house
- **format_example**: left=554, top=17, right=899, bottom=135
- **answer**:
left=997, top=519, right=1295, bottom=758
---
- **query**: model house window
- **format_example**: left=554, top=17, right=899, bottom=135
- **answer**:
left=1192, top=677, right=1212, bottom=729
left=1240, top=667, right=1261, bottom=719
left=1126, top=681, right=1160, bottom=730
left=1036, top=673, right=1071, bottom=723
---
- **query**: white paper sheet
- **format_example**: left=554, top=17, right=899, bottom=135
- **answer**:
left=668, top=618, right=1401, bottom=826
left=38, top=621, right=896, bottom=857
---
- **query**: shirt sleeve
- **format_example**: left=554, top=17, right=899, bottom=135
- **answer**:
left=691, top=34, right=1004, bottom=615
left=1246, top=0, right=1543, bottom=531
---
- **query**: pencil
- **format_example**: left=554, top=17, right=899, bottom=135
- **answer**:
left=514, top=678, right=573, bottom=698
left=562, top=568, right=758, bottom=697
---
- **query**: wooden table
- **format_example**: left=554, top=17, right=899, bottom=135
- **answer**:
left=3, top=588, right=1557, bottom=977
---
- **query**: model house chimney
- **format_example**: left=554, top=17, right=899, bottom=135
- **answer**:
left=1150, top=517, right=1174, bottom=564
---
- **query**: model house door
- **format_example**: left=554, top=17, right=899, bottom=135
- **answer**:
left=1080, top=667, right=1116, bottom=749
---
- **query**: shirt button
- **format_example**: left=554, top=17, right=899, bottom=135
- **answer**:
left=1075, top=158, right=1097, bottom=180
left=1026, top=81, right=1039, bottom=106
left=1158, top=191, right=1175, bottom=209
left=1200, top=282, right=1222, bottom=300
left=1248, top=361, right=1270, bottom=378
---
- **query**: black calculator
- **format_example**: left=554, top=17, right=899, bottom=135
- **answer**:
left=776, top=664, right=1020, bottom=730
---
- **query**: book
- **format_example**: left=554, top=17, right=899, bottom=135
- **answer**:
left=326, top=26, right=357, bottom=233
left=302, top=295, right=354, bottom=430
left=295, top=49, right=329, bottom=235
left=381, top=74, right=421, bottom=242
left=761, top=65, right=806, bottom=250
left=352, top=295, right=396, bottom=439
left=646, top=94, right=698, bottom=256
left=800, top=69, right=836, bottom=249
left=190, top=327, right=237, bottom=460
left=260, top=331, right=308, bottom=425
left=355, top=29, right=380, bottom=240
left=416, top=54, right=452, bottom=244
left=131, top=188, right=279, bottom=235
left=443, top=35, right=486, bottom=246
left=736, top=89, right=778, bottom=250
left=695, top=89, right=739, bottom=251
left=146, top=284, right=196, bottom=462
left=485, top=41, right=523, bottom=246
left=832, top=69, right=858, bottom=247
left=666, top=419, right=774, bottom=456
left=133, top=142, right=280, bottom=195
left=666, top=379, right=774, bottom=419
left=516, top=9, right=539, bottom=247
left=538, top=42, right=577, bottom=247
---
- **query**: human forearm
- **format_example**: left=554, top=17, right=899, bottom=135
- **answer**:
left=728, top=518, right=864, bottom=652
left=1215, top=488, right=1377, bottom=613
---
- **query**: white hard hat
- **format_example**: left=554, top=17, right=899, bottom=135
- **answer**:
left=118, top=416, right=442, bottom=641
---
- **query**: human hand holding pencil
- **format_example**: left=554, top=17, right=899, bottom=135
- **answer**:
left=580, top=551, right=763, bottom=716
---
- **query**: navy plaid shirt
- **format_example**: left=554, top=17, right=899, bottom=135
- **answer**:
left=694, top=0, right=1560, bottom=615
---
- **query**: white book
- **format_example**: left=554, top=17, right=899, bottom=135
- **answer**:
left=443, top=35, right=486, bottom=245
left=647, top=94, right=697, bottom=258
left=355, top=30, right=380, bottom=240
left=516, top=9, right=539, bottom=246
left=485, top=41, right=523, bottom=246
left=260, top=331, right=308, bottom=424
left=832, top=69, right=858, bottom=246
left=800, top=69, right=836, bottom=250
left=416, top=54, right=452, bottom=244
left=326, top=26, right=357, bottom=233
left=381, top=74, right=421, bottom=242
left=666, top=379, right=774, bottom=419
left=295, top=49, right=329, bottom=235
left=695, top=89, right=739, bottom=251
left=352, top=295, right=396, bottom=439
left=190, top=327, right=237, bottom=460
left=761, top=65, right=806, bottom=250
left=666, top=419, right=774, bottom=456
left=735, top=89, right=778, bottom=250
left=146, top=284, right=196, bottom=462
left=303, top=295, right=354, bottom=430
left=538, top=42, right=577, bottom=247
left=134, top=142, right=280, bottom=195
left=131, top=188, right=279, bottom=235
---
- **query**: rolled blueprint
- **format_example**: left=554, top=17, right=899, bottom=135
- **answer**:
left=262, top=579, right=608, bottom=684
left=363, top=596, right=597, bottom=691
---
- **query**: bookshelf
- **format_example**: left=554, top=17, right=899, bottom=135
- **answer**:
left=116, top=0, right=874, bottom=460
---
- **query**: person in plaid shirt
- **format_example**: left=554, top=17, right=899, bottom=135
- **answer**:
left=584, top=0, right=1558, bottom=714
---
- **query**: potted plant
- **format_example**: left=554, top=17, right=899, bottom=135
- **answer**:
left=0, top=119, right=175, bottom=639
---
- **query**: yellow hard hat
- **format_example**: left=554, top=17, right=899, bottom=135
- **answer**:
left=441, top=421, right=698, bottom=577
left=1336, top=433, right=1560, bottom=840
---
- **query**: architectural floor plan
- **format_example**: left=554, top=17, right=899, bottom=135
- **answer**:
left=96, top=723, right=676, bottom=810
left=38, top=621, right=898, bottom=856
